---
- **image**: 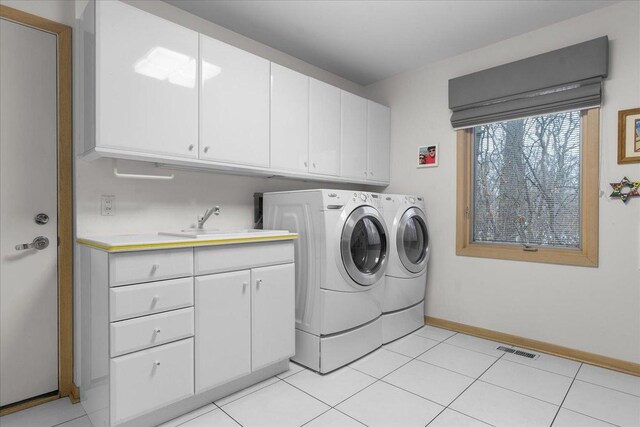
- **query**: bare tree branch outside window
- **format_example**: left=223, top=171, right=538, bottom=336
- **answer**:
left=472, top=111, right=581, bottom=248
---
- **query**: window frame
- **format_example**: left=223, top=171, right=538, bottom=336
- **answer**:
left=456, top=108, right=599, bottom=267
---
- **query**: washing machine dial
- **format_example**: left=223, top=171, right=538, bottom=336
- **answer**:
left=409, top=197, right=416, bottom=204
left=360, top=193, right=367, bottom=202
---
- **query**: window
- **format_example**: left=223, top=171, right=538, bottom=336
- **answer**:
left=456, top=109, right=599, bottom=266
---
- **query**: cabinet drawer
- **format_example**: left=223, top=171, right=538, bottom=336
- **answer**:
left=109, top=277, right=193, bottom=321
left=110, top=338, right=194, bottom=425
left=110, top=308, right=194, bottom=357
left=195, top=241, right=294, bottom=275
left=109, top=248, right=193, bottom=287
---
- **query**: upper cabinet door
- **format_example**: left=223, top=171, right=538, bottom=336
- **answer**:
left=341, top=92, right=368, bottom=180
left=200, top=35, right=270, bottom=167
left=97, top=1, right=198, bottom=158
left=367, top=101, right=391, bottom=183
left=270, top=64, right=309, bottom=173
left=309, top=79, right=341, bottom=176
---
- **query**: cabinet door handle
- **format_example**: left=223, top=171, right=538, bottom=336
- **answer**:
left=242, top=282, right=248, bottom=292
left=203, top=146, right=210, bottom=153
left=154, top=361, right=161, bottom=367
left=154, top=328, right=161, bottom=334
left=188, top=144, right=194, bottom=151
left=304, top=161, right=308, bottom=167
left=151, top=264, right=160, bottom=274
left=312, top=163, right=316, bottom=168
left=256, top=279, right=262, bottom=288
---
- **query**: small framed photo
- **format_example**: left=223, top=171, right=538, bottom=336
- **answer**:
left=418, top=145, right=438, bottom=168
left=618, top=108, right=640, bottom=164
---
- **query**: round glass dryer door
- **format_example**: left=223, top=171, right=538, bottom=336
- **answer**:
left=397, top=207, right=429, bottom=273
left=341, top=206, right=389, bottom=286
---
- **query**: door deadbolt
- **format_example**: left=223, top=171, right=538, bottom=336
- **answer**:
left=35, top=213, right=49, bottom=225
left=15, top=236, right=50, bottom=251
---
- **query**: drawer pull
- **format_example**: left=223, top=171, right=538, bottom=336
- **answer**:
left=154, top=361, right=161, bottom=367
left=151, top=264, right=160, bottom=274
left=154, top=328, right=161, bottom=334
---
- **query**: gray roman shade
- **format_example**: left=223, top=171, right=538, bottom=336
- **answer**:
left=449, top=36, right=608, bottom=129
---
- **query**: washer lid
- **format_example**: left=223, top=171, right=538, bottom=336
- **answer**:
left=341, top=205, right=389, bottom=286
left=397, top=207, right=430, bottom=273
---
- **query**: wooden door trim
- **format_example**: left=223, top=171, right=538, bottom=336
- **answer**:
left=0, top=4, right=76, bottom=414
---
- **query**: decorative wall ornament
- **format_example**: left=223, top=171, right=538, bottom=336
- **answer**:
left=617, top=108, right=640, bottom=164
left=418, top=145, right=438, bottom=168
left=609, top=177, right=640, bottom=203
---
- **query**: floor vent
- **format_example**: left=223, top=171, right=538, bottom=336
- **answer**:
left=497, top=346, right=537, bottom=359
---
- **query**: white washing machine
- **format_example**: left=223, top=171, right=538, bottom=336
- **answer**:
left=381, top=194, right=430, bottom=343
left=264, top=189, right=389, bottom=373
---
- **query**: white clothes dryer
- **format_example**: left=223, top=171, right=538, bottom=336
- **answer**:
left=381, top=194, right=430, bottom=343
left=264, top=189, right=389, bottom=373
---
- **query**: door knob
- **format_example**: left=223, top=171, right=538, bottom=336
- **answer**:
left=15, top=236, right=49, bottom=251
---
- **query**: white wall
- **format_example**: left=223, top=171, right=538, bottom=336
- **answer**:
left=1, top=0, right=75, bottom=26
left=365, top=1, right=640, bottom=363
left=76, top=160, right=369, bottom=235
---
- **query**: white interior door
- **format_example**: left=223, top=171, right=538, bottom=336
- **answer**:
left=0, top=18, right=59, bottom=407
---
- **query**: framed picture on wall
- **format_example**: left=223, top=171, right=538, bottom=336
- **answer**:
left=418, top=145, right=438, bottom=168
left=618, top=108, right=640, bottom=164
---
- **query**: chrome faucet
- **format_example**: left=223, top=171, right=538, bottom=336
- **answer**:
left=197, top=206, right=220, bottom=229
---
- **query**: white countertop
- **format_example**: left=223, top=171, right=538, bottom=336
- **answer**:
left=77, top=230, right=297, bottom=252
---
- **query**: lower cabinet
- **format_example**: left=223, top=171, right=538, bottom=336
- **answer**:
left=80, top=241, right=295, bottom=426
left=195, top=263, right=295, bottom=392
left=110, top=338, right=194, bottom=425
left=195, top=270, right=251, bottom=393
left=252, top=263, right=295, bottom=371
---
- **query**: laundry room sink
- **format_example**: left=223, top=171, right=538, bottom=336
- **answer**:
left=158, top=229, right=288, bottom=239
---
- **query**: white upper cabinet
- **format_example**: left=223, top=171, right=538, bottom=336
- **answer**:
left=87, top=1, right=390, bottom=184
left=270, top=64, right=309, bottom=173
left=341, top=92, right=368, bottom=180
left=309, top=79, right=341, bottom=176
left=96, top=0, right=198, bottom=158
left=367, top=101, right=391, bottom=183
left=199, top=34, right=270, bottom=167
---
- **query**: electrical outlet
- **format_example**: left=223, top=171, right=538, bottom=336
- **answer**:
left=101, top=195, right=115, bottom=216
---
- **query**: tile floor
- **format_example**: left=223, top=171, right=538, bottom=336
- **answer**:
left=2, top=326, right=639, bottom=427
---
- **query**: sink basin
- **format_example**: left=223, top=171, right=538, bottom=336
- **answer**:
left=159, top=229, right=287, bottom=239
